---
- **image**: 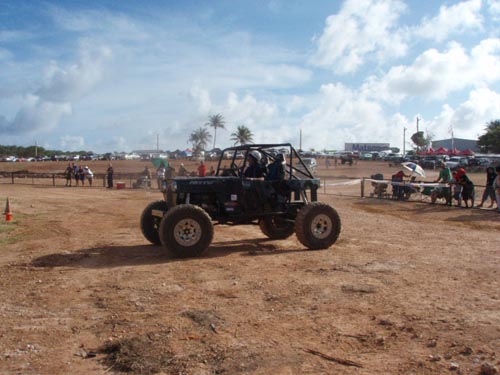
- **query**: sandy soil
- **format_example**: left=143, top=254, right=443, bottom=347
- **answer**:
left=0, top=161, right=499, bottom=375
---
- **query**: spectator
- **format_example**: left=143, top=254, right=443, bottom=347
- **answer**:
left=459, top=173, right=475, bottom=208
left=494, top=166, right=500, bottom=214
left=208, top=165, right=215, bottom=176
left=142, top=166, right=152, bottom=180
left=197, top=161, right=206, bottom=177
left=107, top=163, right=114, bottom=188
left=84, top=166, right=94, bottom=187
left=156, top=165, right=166, bottom=189
left=477, top=167, right=497, bottom=208
left=165, top=165, right=175, bottom=179
left=73, top=163, right=79, bottom=186
left=78, top=165, right=85, bottom=186
left=451, top=171, right=462, bottom=207
left=64, top=162, right=73, bottom=187
left=432, top=161, right=452, bottom=205
left=178, top=163, right=188, bottom=177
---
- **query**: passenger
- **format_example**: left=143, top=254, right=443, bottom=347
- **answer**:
left=244, top=150, right=264, bottom=179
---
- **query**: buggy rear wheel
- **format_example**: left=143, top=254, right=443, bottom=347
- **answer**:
left=140, top=200, right=168, bottom=245
left=295, top=202, right=341, bottom=250
left=259, top=216, right=295, bottom=239
left=159, top=204, right=213, bottom=258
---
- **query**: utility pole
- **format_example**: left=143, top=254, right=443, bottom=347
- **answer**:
left=403, top=127, right=407, bottom=156
left=299, top=129, right=302, bottom=151
left=156, top=133, right=159, bottom=152
left=416, top=116, right=420, bottom=132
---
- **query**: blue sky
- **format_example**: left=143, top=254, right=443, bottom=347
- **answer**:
left=0, top=0, right=499, bottom=153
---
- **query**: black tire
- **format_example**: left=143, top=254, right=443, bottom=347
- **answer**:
left=159, top=204, right=213, bottom=258
left=259, top=216, right=295, bottom=239
left=295, top=202, right=341, bottom=250
left=140, top=200, right=168, bottom=245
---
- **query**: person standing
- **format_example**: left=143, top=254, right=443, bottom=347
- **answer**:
left=477, top=167, right=497, bottom=208
left=494, top=166, right=500, bottom=213
left=84, top=166, right=94, bottom=187
left=197, top=160, right=206, bottom=177
left=78, top=165, right=85, bottom=186
left=432, top=161, right=452, bottom=205
left=107, top=163, right=114, bottom=188
left=156, top=165, right=166, bottom=189
left=64, top=162, right=73, bottom=187
left=73, top=163, right=80, bottom=186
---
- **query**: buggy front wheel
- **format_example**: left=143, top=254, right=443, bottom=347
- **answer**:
left=140, top=200, right=168, bottom=245
left=159, top=204, right=214, bottom=258
left=259, top=216, right=295, bottom=239
left=295, top=202, right=341, bottom=250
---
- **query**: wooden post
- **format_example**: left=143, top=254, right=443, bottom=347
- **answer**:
left=11, top=173, right=14, bottom=184
left=361, top=178, right=365, bottom=198
left=53, top=174, right=56, bottom=186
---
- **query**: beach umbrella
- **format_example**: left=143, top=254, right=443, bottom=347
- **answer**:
left=152, top=158, right=169, bottom=168
left=401, top=162, right=426, bottom=177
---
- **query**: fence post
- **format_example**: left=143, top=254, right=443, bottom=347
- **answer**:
left=53, top=174, right=56, bottom=186
left=11, top=172, right=14, bottom=184
left=361, top=178, right=365, bottom=198
left=324, top=177, right=326, bottom=194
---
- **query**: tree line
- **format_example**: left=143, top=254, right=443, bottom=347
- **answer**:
left=189, top=113, right=254, bottom=154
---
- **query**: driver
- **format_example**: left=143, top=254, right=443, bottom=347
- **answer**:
left=244, top=150, right=265, bottom=179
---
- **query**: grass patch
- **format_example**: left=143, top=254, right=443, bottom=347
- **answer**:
left=0, top=219, right=23, bottom=245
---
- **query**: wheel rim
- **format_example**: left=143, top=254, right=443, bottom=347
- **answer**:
left=310, top=214, right=332, bottom=239
left=173, top=218, right=202, bottom=246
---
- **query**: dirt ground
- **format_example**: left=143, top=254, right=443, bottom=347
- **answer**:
left=0, top=160, right=499, bottom=375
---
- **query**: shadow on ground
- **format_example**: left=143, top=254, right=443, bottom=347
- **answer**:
left=29, top=239, right=306, bottom=268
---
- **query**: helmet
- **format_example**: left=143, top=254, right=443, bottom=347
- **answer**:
left=249, top=150, right=262, bottom=161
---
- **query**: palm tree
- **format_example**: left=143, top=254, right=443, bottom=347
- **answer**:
left=205, top=114, right=226, bottom=149
left=188, top=127, right=212, bottom=155
left=230, top=125, right=254, bottom=146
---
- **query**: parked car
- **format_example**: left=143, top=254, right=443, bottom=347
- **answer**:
left=445, top=156, right=469, bottom=170
left=360, top=153, right=373, bottom=160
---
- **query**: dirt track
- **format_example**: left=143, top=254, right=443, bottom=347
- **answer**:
left=0, top=161, right=499, bottom=374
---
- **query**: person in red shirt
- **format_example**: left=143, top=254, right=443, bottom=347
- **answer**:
left=197, top=160, right=206, bottom=177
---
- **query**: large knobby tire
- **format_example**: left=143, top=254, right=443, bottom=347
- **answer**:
left=295, top=202, right=341, bottom=250
left=259, top=216, right=295, bottom=239
left=140, top=200, right=168, bottom=245
left=159, top=204, right=214, bottom=258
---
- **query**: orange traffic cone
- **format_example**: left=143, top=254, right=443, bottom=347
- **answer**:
left=4, top=198, right=12, bottom=222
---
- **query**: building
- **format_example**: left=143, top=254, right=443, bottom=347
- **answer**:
left=431, top=138, right=478, bottom=152
left=345, top=143, right=390, bottom=152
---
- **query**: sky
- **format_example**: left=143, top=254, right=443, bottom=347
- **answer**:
left=0, top=0, right=499, bottom=153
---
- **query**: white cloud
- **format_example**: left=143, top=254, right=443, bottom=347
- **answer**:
left=488, top=0, right=500, bottom=19
left=429, top=88, right=500, bottom=140
left=362, top=39, right=500, bottom=103
left=224, top=92, right=277, bottom=125
left=311, top=0, right=407, bottom=74
left=60, top=135, right=85, bottom=151
left=413, top=0, right=484, bottom=42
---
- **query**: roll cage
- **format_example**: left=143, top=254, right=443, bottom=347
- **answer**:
left=215, top=143, right=315, bottom=180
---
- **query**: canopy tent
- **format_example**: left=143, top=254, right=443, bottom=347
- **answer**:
left=460, top=148, right=475, bottom=156
left=435, top=146, right=449, bottom=155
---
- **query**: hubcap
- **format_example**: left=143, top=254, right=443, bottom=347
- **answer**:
left=310, top=214, right=332, bottom=239
left=173, top=218, right=202, bottom=246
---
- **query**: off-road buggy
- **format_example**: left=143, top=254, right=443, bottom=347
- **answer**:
left=140, top=143, right=341, bottom=258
